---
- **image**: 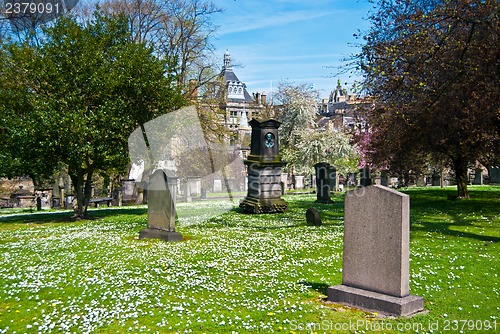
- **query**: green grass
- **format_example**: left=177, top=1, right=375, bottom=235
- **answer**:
left=0, top=186, right=498, bottom=333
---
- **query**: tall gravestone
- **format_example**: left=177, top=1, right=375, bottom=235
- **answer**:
left=328, top=165, right=338, bottom=192
left=359, top=167, right=372, bottom=186
left=314, top=162, right=333, bottom=203
left=139, top=169, right=182, bottom=242
left=328, top=185, right=424, bottom=316
left=473, top=168, right=484, bottom=185
left=490, top=167, right=500, bottom=184
left=240, top=119, right=288, bottom=213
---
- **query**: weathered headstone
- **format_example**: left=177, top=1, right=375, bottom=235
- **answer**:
left=473, top=168, right=484, bottom=185
left=294, top=175, right=304, bottom=189
left=432, top=173, right=441, bottom=187
left=328, top=166, right=338, bottom=192
left=359, top=167, right=372, bottom=186
left=380, top=171, right=389, bottom=187
left=306, top=207, right=322, bottom=226
left=240, top=119, right=288, bottom=213
left=490, top=167, right=500, bottom=184
left=416, top=175, right=426, bottom=187
left=328, top=185, right=424, bottom=316
left=213, top=178, right=222, bottom=192
left=139, top=169, right=182, bottom=242
left=314, top=162, right=333, bottom=203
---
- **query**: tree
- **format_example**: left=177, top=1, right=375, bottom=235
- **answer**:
left=275, top=81, right=360, bottom=174
left=355, top=0, right=500, bottom=197
left=287, top=128, right=361, bottom=176
left=0, top=11, right=183, bottom=217
left=98, top=0, right=222, bottom=95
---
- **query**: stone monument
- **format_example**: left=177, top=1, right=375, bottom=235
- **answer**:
left=314, top=162, right=333, bottom=203
left=328, top=185, right=424, bottom=316
left=240, top=119, right=288, bottom=213
left=306, top=207, right=322, bottom=226
left=139, top=169, right=182, bottom=242
left=359, top=167, right=372, bottom=186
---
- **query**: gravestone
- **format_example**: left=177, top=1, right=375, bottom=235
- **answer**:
left=359, top=167, right=371, bottom=186
left=432, top=174, right=441, bottom=187
left=380, top=171, right=389, bottom=187
left=416, top=175, right=426, bottom=187
left=328, top=165, right=338, bottom=192
left=490, top=167, right=500, bottom=184
left=306, top=207, right=322, bottom=226
left=139, top=169, right=182, bottom=242
left=473, top=168, right=483, bottom=185
left=295, top=175, right=304, bottom=189
left=240, top=119, right=288, bottom=213
left=213, top=178, right=222, bottom=192
left=328, top=185, right=424, bottom=316
left=314, top=162, right=333, bottom=203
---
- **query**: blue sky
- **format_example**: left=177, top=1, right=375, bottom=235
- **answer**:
left=211, top=0, right=373, bottom=99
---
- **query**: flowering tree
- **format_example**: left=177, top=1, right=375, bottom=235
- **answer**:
left=275, top=81, right=360, bottom=174
left=355, top=0, right=500, bottom=197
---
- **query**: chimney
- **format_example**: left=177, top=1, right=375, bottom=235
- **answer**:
left=261, top=91, right=267, bottom=105
left=255, top=92, right=260, bottom=104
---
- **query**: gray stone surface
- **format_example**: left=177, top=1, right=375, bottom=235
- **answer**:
left=490, top=167, right=500, bottom=184
left=328, top=185, right=424, bottom=316
left=139, top=229, right=182, bottom=242
left=473, top=168, right=483, bottom=185
left=147, top=169, right=177, bottom=231
left=314, top=162, right=333, bottom=203
left=140, top=169, right=181, bottom=242
left=240, top=119, right=288, bottom=213
left=328, top=285, right=424, bottom=317
left=359, top=167, right=371, bottom=186
left=306, top=207, right=322, bottom=226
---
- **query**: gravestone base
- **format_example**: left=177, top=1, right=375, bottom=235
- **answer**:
left=139, top=228, right=182, bottom=242
left=328, top=285, right=424, bottom=317
left=239, top=197, right=288, bottom=214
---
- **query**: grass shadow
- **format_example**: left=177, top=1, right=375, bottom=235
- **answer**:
left=298, top=281, right=330, bottom=296
left=0, top=206, right=147, bottom=225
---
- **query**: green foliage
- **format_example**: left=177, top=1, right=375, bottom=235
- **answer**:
left=283, top=128, right=361, bottom=175
left=0, top=186, right=498, bottom=332
left=356, top=0, right=500, bottom=198
left=0, top=11, right=184, bottom=216
left=275, top=81, right=361, bottom=173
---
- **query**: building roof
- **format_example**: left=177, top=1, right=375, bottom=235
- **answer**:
left=221, top=50, right=254, bottom=103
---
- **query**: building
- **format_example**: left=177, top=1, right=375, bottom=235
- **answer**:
left=319, top=79, right=370, bottom=132
left=218, top=50, right=269, bottom=155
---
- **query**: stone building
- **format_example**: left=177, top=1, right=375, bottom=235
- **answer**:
left=219, top=50, right=268, bottom=157
left=319, top=79, right=370, bottom=132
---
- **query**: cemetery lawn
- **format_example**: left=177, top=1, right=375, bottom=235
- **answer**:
left=0, top=186, right=498, bottom=333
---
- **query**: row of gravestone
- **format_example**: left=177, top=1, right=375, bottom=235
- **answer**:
left=140, top=167, right=424, bottom=317
left=139, top=119, right=424, bottom=317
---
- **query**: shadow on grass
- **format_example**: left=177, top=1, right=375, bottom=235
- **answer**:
left=298, top=281, right=330, bottom=296
left=0, top=206, right=147, bottom=224
left=406, top=186, right=500, bottom=243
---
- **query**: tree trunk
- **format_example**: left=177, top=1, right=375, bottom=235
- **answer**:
left=452, top=158, right=469, bottom=198
left=70, top=168, right=85, bottom=218
left=82, top=169, right=94, bottom=217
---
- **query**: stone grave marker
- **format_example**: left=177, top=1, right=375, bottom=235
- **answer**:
left=328, top=185, right=424, bottom=316
left=139, top=169, right=182, bottom=242
left=240, top=119, right=288, bottom=213
left=314, top=162, right=333, bottom=203
left=306, top=207, right=322, bottom=226
left=359, top=167, right=372, bottom=186
left=473, top=168, right=484, bottom=185
left=490, top=167, right=500, bottom=184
